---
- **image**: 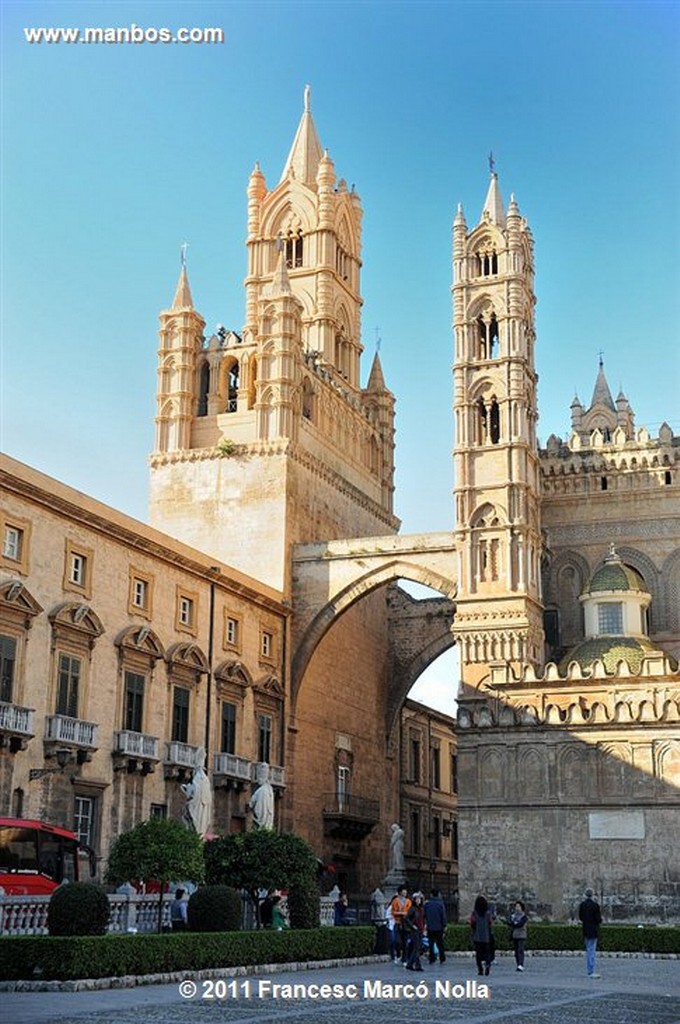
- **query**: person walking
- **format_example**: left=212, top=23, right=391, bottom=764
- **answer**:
left=507, top=900, right=528, bottom=971
left=579, top=887, right=602, bottom=978
left=334, top=891, right=350, bottom=925
left=404, top=891, right=426, bottom=971
left=389, top=886, right=412, bottom=963
left=469, top=894, right=495, bottom=975
left=424, top=888, right=447, bottom=963
left=170, top=888, right=188, bottom=931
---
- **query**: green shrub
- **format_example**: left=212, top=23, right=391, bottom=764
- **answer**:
left=47, top=882, right=111, bottom=937
left=445, top=922, right=680, bottom=955
left=188, top=886, right=241, bottom=932
left=0, top=926, right=376, bottom=981
left=287, top=879, right=321, bottom=929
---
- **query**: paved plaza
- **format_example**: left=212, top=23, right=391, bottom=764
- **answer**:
left=3, top=953, right=679, bottom=1024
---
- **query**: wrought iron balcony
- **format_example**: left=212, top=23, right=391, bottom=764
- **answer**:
left=213, top=752, right=252, bottom=788
left=322, top=792, right=380, bottom=840
left=112, top=730, right=159, bottom=774
left=45, top=714, right=98, bottom=750
left=0, top=702, right=35, bottom=752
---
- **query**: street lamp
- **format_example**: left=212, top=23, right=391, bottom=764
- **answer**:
left=29, top=748, right=73, bottom=781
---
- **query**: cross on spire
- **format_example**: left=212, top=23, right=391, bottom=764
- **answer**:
left=180, top=242, right=189, bottom=269
left=488, top=151, right=496, bottom=175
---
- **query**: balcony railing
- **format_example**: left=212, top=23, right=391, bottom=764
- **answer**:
left=0, top=702, right=34, bottom=736
left=164, top=740, right=201, bottom=769
left=322, top=792, right=379, bottom=841
left=322, top=793, right=380, bottom=821
left=45, top=714, right=98, bottom=748
left=253, top=763, right=286, bottom=788
left=213, top=752, right=252, bottom=781
left=113, top=730, right=159, bottom=760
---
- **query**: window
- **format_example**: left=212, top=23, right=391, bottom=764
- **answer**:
left=3, top=526, right=23, bottom=562
left=1, top=516, right=30, bottom=573
left=56, top=653, right=80, bottom=718
left=0, top=634, right=16, bottom=703
left=150, top=803, right=167, bottom=819
left=432, top=815, right=441, bottom=859
left=176, top=588, right=198, bottom=633
left=597, top=602, right=623, bottom=635
left=225, top=617, right=239, bottom=647
left=261, top=631, right=273, bottom=659
left=124, top=671, right=145, bottom=733
left=284, top=230, right=303, bottom=269
left=197, top=361, right=210, bottom=417
left=179, top=597, right=193, bottom=627
left=171, top=686, right=190, bottom=743
left=74, top=795, right=96, bottom=848
left=450, top=751, right=458, bottom=795
left=221, top=701, right=236, bottom=754
left=452, top=820, right=459, bottom=860
left=70, top=553, right=86, bottom=586
left=410, top=808, right=421, bottom=855
left=430, top=746, right=441, bottom=790
left=64, top=541, right=93, bottom=597
left=226, top=362, right=239, bottom=413
left=258, top=712, right=272, bottom=763
left=337, top=765, right=350, bottom=811
left=409, top=736, right=421, bottom=784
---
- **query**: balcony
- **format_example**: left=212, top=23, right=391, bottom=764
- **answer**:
left=0, top=702, right=35, bottom=752
left=213, top=752, right=252, bottom=789
left=322, top=792, right=380, bottom=840
left=164, top=740, right=202, bottom=779
left=253, top=762, right=286, bottom=788
left=44, top=715, right=98, bottom=762
left=112, top=730, right=159, bottom=774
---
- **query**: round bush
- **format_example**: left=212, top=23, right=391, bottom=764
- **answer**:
left=47, top=882, right=111, bottom=936
left=287, top=878, right=321, bottom=929
left=187, top=885, right=241, bottom=932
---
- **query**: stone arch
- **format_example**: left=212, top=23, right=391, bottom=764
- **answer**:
left=291, top=558, right=456, bottom=705
left=546, top=549, right=590, bottom=647
left=260, top=181, right=317, bottom=239
left=615, top=546, right=662, bottom=632
left=661, top=548, right=680, bottom=633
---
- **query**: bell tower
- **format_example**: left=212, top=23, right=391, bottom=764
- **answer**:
left=149, top=89, right=397, bottom=592
left=452, top=170, right=544, bottom=689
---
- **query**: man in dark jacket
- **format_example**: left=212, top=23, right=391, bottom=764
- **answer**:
left=578, top=887, right=602, bottom=978
left=424, top=888, right=447, bottom=963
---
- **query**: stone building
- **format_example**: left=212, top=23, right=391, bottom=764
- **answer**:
left=1, top=91, right=678, bottom=916
left=452, top=174, right=680, bottom=922
left=399, top=699, right=458, bottom=902
left=0, top=456, right=288, bottom=870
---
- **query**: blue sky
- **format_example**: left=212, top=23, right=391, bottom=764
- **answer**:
left=2, top=1, right=679, bottom=711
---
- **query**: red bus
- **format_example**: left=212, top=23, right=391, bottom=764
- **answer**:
left=0, top=817, right=93, bottom=895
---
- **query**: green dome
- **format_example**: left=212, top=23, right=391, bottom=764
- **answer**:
left=585, top=549, right=646, bottom=594
left=559, top=636, right=675, bottom=674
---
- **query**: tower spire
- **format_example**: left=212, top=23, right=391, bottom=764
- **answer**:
left=481, top=159, right=506, bottom=226
left=280, top=84, right=323, bottom=185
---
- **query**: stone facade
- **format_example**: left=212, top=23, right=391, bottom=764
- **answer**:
left=0, top=455, right=288, bottom=874
left=452, top=174, right=680, bottom=923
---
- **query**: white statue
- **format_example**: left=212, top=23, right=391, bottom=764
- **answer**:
left=181, top=746, right=212, bottom=838
left=249, top=761, right=275, bottom=829
left=389, top=823, right=405, bottom=872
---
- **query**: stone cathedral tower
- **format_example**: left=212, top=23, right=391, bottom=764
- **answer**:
left=452, top=172, right=544, bottom=690
left=149, top=88, right=397, bottom=592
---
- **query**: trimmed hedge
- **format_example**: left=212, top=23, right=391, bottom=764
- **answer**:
left=445, top=922, right=680, bottom=955
left=187, top=886, right=241, bottom=932
left=1, top=924, right=677, bottom=983
left=0, top=926, right=376, bottom=982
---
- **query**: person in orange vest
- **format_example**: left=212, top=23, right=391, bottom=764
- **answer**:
left=388, top=885, right=412, bottom=963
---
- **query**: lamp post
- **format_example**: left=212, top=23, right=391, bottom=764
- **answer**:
left=29, top=748, right=73, bottom=781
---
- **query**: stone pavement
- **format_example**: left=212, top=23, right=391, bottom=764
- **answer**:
left=3, top=952, right=679, bottom=1024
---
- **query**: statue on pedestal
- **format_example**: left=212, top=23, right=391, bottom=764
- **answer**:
left=384, top=822, right=407, bottom=889
left=249, top=761, right=275, bottom=829
left=181, top=746, right=212, bottom=838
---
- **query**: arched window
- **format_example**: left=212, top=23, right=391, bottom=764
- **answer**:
left=226, top=362, right=239, bottom=413
left=197, top=362, right=210, bottom=417
left=285, top=229, right=303, bottom=269
left=490, top=398, right=500, bottom=444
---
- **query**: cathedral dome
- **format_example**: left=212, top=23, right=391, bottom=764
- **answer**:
left=560, top=635, right=658, bottom=674
left=584, top=546, right=645, bottom=595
